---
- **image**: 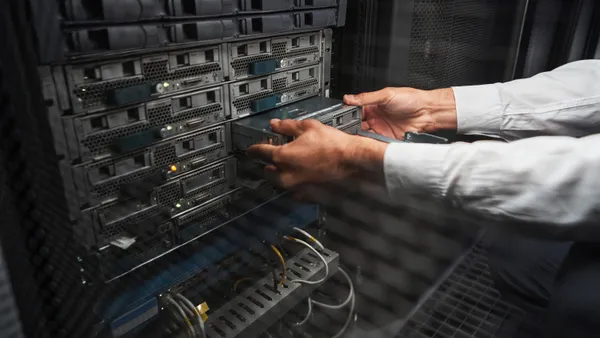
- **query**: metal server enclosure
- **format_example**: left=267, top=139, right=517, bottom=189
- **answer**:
left=231, top=96, right=361, bottom=151
left=3, top=0, right=349, bottom=334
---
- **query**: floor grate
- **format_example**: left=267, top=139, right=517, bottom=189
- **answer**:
left=396, top=242, right=531, bottom=338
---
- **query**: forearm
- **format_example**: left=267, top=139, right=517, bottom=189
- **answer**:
left=383, top=134, right=600, bottom=240
left=343, top=136, right=388, bottom=185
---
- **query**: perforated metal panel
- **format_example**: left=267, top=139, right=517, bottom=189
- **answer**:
left=406, top=0, right=500, bottom=89
left=397, top=242, right=530, bottom=338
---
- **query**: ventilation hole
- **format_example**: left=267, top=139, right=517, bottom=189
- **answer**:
left=264, top=283, right=280, bottom=294
left=219, top=316, right=236, bottom=330
left=305, top=13, right=313, bottom=25
left=246, top=296, right=264, bottom=308
left=293, top=262, right=311, bottom=272
left=300, top=257, right=313, bottom=265
left=176, top=54, right=188, bottom=66
left=90, top=116, right=106, bottom=131
left=325, top=81, right=330, bottom=86
left=307, top=252, right=319, bottom=260
left=206, top=91, right=216, bottom=103
left=122, top=61, right=136, bottom=77
left=83, top=67, right=97, bottom=81
left=133, top=154, right=146, bottom=167
left=205, top=49, right=214, bottom=62
left=251, top=18, right=262, bottom=32
left=208, top=132, right=217, bottom=143
left=255, top=289, right=272, bottom=302
left=127, top=108, right=140, bottom=122
left=238, top=302, right=255, bottom=315
left=179, top=97, right=191, bottom=109
left=287, top=268, right=303, bottom=278
left=228, top=309, right=246, bottom=323
left=209, top=323, right=227, bottom=338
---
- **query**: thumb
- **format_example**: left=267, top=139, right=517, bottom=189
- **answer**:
left=344, top=88, right=393, bottom=106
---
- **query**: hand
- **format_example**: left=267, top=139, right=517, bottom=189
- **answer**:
left=344, top=87, right=457, bottom=139
left=247, top=119, right=387, bottom=191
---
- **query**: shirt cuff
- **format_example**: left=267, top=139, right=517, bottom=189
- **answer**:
left=452, top=84, right=504, bottom=135
left=383, top=142, right=450, bottom=200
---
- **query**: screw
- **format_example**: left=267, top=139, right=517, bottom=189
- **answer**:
left=160, top=127, right=168, bottom=138
left=356, top=266, right=363, bottom=285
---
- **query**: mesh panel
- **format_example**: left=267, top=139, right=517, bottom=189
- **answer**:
left=397, top=242, right=530, bottom=338
left=407, top=0, right=498, bottom=89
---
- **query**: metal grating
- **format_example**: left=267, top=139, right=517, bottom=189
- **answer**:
left=407, top=0, right=499, bottom=89
left=397, top=242, right=529, bottom=338
left=203, top=248, right=340, bottom=338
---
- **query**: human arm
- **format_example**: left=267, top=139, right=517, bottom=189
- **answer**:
left=248, top=120, right=600, bottom=241
left=346, top=60, right=600, bottom=140
left=385, top=134, right=600, bottom=240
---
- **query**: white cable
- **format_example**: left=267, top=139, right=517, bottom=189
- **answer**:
left=311, top=267, right=354, bottom=310
left=284, top=237, right=329, bottom=285
left=175, top=293, right=206, bottom=338
left=293, top=227, right=325, bottom=251
left=330, top=283, right=355, bottom=338
left=293, top=296, right=312, bottom=326
left=166, top=296, right=196, bottom=338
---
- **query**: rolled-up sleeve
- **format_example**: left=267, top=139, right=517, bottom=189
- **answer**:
left=384, top=134, right=600, bottom=240
left=452, top=59, right=600, bottom=140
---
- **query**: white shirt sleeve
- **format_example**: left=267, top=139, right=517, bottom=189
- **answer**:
left=383, top=60, right=600, bottom=240
left=452, top=59, right=600, bottom=140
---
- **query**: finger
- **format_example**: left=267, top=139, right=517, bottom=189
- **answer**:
left=344, top=88, right=393, bottom=106
left=264, top=164, right=278, bottom=172
left=361, top=121, right=370, bottom=130
left=270, top=119, right=305, bottom=137
left=247, top=144, right=278, bottom=163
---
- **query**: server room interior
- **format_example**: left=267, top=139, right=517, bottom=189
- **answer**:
left=1, top=0, right=599, bottom=338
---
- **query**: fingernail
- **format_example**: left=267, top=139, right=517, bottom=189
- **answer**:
left=271, top=118, right=281, bottom=124
left=344, top=94, right=354, bottom=101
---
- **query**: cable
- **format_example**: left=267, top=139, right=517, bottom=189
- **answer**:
left=270, top=244, right=286, bottom=286
left=284, top=236, right=329, bottom=285
left=293, top=227, right=325, bottom=251
left=175, top=294, right=206, bottom=338
left=166, top=296, right=196, bottom=338
left=330, top=282, right=355, bottom=338
left=293, top=296, right=312, bottom=326
left=233, top=277, right=253, bottom=292
left=311, top=267, right=354, bottom=310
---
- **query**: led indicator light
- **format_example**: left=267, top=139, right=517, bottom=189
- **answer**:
left=170, top=165, right=177, bottom=172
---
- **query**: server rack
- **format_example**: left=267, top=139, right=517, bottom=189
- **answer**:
left=2, top=0, right=600, bottom=338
